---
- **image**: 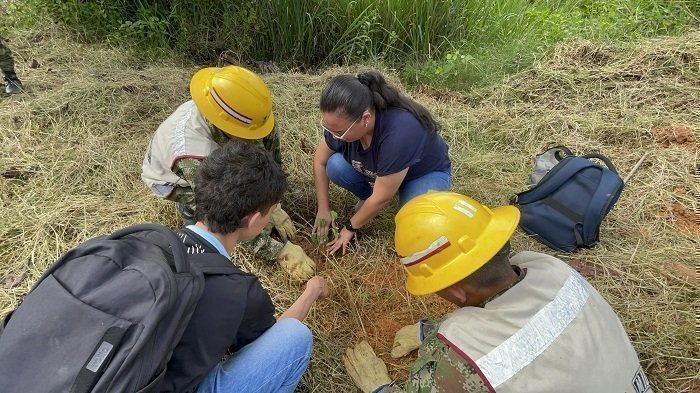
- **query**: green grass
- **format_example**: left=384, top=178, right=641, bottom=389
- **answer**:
left=1, top=25, right=698, bottom=391
left=4, top=0, right=697, bottom=89
left=405, top=0, right=699, bottom=89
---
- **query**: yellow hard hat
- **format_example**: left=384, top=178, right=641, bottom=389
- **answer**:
left=190, top=66, right=275, bottom=140
left=394, top=192, right=520, bottom=296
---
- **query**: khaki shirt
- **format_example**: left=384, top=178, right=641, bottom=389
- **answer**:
left=141, top=100, right=281, bottom=199
left=382, top=252, right=650, bottom=393
left=141, top=101, right=284, bottom=261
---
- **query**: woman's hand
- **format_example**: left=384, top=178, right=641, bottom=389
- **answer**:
left=326, top=227, right=355, bottom=255
left=312, top=138, right=335, bottom=243
left=312, top=209, right=334, bottom=243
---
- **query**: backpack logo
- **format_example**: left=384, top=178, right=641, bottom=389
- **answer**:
left=86, top=342, right=114, bottom=372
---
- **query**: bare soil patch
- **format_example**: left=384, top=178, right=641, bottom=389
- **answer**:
left=667, top=202, right=700, bottom=235
left=651, top=124, right=698, bottom=148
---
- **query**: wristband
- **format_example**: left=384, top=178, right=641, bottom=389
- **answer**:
left=339, top=217, right=360, bottom=232
left=419, top=318, right=428, bottom=342
left=370, top=382, right=394, bottom=393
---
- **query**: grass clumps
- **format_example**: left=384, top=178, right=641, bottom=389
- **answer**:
left=1, top=26, right=698, bottom=392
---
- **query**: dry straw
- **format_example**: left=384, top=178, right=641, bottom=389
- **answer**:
left=1, top=25, right=698, bottom=392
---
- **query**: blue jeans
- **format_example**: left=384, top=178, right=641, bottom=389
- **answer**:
left=197, top=318, right=313, bottom=393
left=326, top=153, right=451, bottom=207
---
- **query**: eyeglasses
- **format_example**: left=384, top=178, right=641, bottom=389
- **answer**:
left=321, top=117, right=360, bottom=140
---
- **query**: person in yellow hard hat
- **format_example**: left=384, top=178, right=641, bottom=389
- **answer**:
left=343, top=191, right=651, bottom=393
left=142, top=65, right=315, bottom=280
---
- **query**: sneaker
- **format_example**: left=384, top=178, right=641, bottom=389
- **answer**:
left=4, top=72, right=23, bottom=95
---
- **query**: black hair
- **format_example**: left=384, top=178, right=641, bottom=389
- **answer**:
left=461, top=242, right=513, bottom=288
left=194, top=141, right=287, bottom=234
left=319, top=71, right=441, bottom=135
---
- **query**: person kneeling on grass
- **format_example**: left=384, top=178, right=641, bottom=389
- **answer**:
left=343, top=192, right=651, bottom=393
left=142, top=65, right=315, bottom=280
left=162, top=141, right=329, bottom=393
left=312, top=71, right=451, bottom=255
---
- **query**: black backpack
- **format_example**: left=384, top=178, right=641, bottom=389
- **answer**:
left=512, top=146, right=625, bottom=252
left=0, top=224, right=234, bottom=393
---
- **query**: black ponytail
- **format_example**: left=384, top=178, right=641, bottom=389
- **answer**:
left=320, top=71, right=440, bottom=135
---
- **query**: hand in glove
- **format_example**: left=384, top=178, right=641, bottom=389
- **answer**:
left=343, top=341, right=392, bottom=393
left=271, top=205, right=296, bottom=241
left=391, top=322, right=422, bottom=358
left=277, top=242, right=315, bottom=281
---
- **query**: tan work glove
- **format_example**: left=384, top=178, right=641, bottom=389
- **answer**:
left=271, top=205, right=296, bottom=241
left=277, top=242, right=315, bottom=281
left=343, top=341, right=392, bottom=393
left=391, top=322, right=422, bottom=358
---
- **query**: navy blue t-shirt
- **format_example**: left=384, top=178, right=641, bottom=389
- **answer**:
left=325, top=108, right=450, bottom=181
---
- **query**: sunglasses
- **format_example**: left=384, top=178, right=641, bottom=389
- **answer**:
left=321, top=116, right=360, bottom=140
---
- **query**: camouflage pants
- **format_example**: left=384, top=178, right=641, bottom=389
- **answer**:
left=172, top=187, right=284, bottom=262
left=0, top=37, right=15, bottom=74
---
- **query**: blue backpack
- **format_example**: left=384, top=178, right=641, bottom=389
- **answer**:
left=512, top=146, right=624, bottom=252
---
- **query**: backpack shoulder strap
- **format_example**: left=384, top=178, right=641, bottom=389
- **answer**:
left=186, top=252, right=244, bottom=276
left=581, top=153, right=618, bottom=173
left=582, top=169, right=624, bottom=244
left=547, top=145, right=574, bottom=159
left=109, top=224, right=190, bottom=273
left=515, top=157, right=595, bottom=204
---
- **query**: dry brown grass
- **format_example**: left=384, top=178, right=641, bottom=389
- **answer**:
left=1, top=25, right=698, bottom=392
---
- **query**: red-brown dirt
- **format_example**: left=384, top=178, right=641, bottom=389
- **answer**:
left=650, top=124, right=697, bottom=148
left=668, top=202, right=699, bottom=235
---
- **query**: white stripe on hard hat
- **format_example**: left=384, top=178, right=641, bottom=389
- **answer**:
left=400, top=236, right=450, bottom=266
left=453, top=200, right=477, bottom=218
left=210, top=87, right=253, bottom=125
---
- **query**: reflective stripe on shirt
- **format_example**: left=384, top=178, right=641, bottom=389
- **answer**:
left=474, top=268, right=589, bottom=388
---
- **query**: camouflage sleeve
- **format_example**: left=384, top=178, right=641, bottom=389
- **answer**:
left=173, top=157, right=201, bottom=190
left=238, top=222, right=285, bottom=262
left=261, top=125, right=282, bottom=166
left=402, top=333, right=492, bottom=393
left=170, top=157, right=201, bottom=211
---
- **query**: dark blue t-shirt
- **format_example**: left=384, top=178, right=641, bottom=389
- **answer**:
left=324, top=108, right=450, bottom=181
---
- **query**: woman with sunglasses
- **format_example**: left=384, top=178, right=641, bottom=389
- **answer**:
left=312, top=71, right=452, bottom=255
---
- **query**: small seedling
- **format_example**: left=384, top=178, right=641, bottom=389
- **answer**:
left=311, top=210, right=339, bottom=244
left=330, top=211, right=339, bottom=239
